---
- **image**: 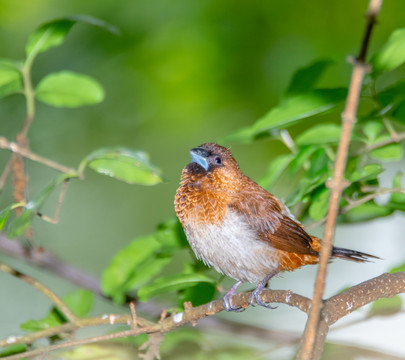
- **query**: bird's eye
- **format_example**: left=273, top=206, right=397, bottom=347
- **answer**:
left=214, top=156, right=222, bottom=165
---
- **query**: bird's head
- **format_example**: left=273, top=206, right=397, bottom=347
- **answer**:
left=184, top=143, right=241, bottom=186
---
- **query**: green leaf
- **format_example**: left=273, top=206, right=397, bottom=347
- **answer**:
left=36, top=71, right=104, bottom=108
left=63, top=290, right=93, bottom=318
left=369, top=296, right=402, bottom=317
left=377, top=81, right=405, bottom=108
left=361, top=121, right=384, bottom=143
left=288, top=145, right=319, bottom=175
left=371, top=28, right=405, bottom=75
left=20, top=310, right=63, bottom=332
left=0, top=205, right=13, bottom=231
left=370, top=143, right=403, bottom=162
left=225, top=88, right=347, bottom=143
left=258, top=153, right=295, bottom=189
left=155, top=218, right=189, bottom=252
left=0, top=59, right=23, bottom=98
left=7, top=174, right=70, bottom=238
left=82, top=147, right=163, bottom=185
left=286, top=171, right=329, bottom=207
left=179, top=282, right=217, bottom=307
left=349, top=164, right=383, bottom=183
left=296, top=123, right=341, bottom=146
left=138, top=273, right=216, bottom=302
left=101, top=235, right=163, bottom=302
left=286, top=59, right=334, bottom=95
left=25, top=16, right=118, bottom=60
left=389, top=261, right=405, bottom=273
left=341, top=202, right=393, bottom=222
left=252, top=88, right=347, bottom=134
left=392, top=100, right=405, bottom=124
left=308, top=187, right=330, bottom=221
left=0, top=344, right=27, bottom=357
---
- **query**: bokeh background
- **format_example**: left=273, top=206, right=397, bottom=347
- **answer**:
left=1, top=0, right=405, bottom=359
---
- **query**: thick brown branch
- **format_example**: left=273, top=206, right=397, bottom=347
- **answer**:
left=297, top=1, right=383, bottom=359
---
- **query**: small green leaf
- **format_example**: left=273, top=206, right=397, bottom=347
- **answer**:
left=83, top=147, right=163, bottom=185
left=25, top=16, right=118, bottom=60
left=369, top=296, right=402, bottom=317
left=0, top=59, right=22, bottom=98
left=286, top=171, right=329, bottom=207
left=309, top=187, right=330, bottom=221
left=180, top=282, right=216, bottom=307
left=371, top=28, right=405, bottom=75
left=370, top=143, right=403, bottom=162
left=390, top=261, right=405, bottom=273
left=36, top=71, right=104, bottom=108
left=63, top=290, right=93, bottom=318
left=7, top=174, right=70, bottom=238
left=253, top=88, right=347, bottom=134
left=138, top=273, right=216, bottom=302
left=361, top=121, right=384, bottom=143
left=286, top=59, right=334, bottom=95
left=349, top=164, right=383, bottom=183
left=296, top=123, right=341, bottom=146
left=289, top=145, right=319, bottom=175
left=225, top=88, right=347, bottom=143
left=258, top=153, right=295, bottom=189
left=20, top=310, right=63, bottom=332
left=392, top=100, right=405, bottom=124
left=25, top=19, right=75, bottom=58
left=341, top=202, right=393, bottom=222
left=0, top=344, right=27, bottom=357
left=101, top=235, right=163, bottom=302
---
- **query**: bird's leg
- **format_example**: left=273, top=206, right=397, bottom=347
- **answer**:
left=222, top=280, right=245, bottom=312
left=250, top=274, right=277, bottom=309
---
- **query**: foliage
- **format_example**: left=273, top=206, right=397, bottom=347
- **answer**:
left=1, top=8, right=405, bottom=360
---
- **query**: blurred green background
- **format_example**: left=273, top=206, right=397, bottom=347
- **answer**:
left=1, top=0, right=405, bottom=359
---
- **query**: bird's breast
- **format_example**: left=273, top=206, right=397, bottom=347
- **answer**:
left=183, top=209, right=280, bottom=283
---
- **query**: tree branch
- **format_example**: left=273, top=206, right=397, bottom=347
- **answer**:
left=1, top=272, right=404, bottom=360
left=297, top=1, right=383, bottom=359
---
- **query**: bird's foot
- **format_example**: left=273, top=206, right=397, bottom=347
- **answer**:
left=223, top=293, right=245, bottom=312
left=250, top=274, right=278, bottom=309
left=222, top=281, right=245, bottom=312
left=250, top=288, right=277, bottom=309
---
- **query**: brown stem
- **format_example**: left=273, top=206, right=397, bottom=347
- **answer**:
left=297, top=1, right=383, bottom=359
left=0, top=137, right=79, bottom=176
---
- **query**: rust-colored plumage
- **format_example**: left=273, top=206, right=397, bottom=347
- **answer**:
left=175, top=143, right=377, bottom=311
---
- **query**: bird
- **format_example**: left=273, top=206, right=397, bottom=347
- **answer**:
left=174, top=142, right=378, bottom=312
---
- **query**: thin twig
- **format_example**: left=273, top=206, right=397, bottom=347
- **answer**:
left=37, top=179, right=71, bottom=224
left=0, top=264, right=78, bottom=323
left=297, top=1, right=383, bottom=359
left=0, top=137, right=79, bottom=176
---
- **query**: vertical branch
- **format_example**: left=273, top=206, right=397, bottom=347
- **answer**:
left=297, top=1, right=383, bottom=359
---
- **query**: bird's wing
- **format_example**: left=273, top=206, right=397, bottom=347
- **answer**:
left=229, top=189, right=317, bottom=256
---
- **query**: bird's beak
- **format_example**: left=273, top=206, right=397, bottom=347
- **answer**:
left=190, top=147, right=209, bottom=170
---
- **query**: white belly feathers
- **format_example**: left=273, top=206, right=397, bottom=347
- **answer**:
left=184, top=209, right=279, bottom=283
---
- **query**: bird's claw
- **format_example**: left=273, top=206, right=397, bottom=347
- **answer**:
left=223, top=295, right=246, bottom=312
left=250, top=289, right=278, bottom=309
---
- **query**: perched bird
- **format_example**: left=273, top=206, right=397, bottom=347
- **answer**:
left=175, top=143, right=378, bottom=311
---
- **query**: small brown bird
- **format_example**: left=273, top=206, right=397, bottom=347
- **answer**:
left=175, top=143, right=377, bottom=311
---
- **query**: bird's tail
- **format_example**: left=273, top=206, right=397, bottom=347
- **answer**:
left=332, top=246, right=380, bottom=263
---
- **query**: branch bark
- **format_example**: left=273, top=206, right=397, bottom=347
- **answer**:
left=297, top=1, right=383, bottom=359
left=1, top=271, right=403, bottom=360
